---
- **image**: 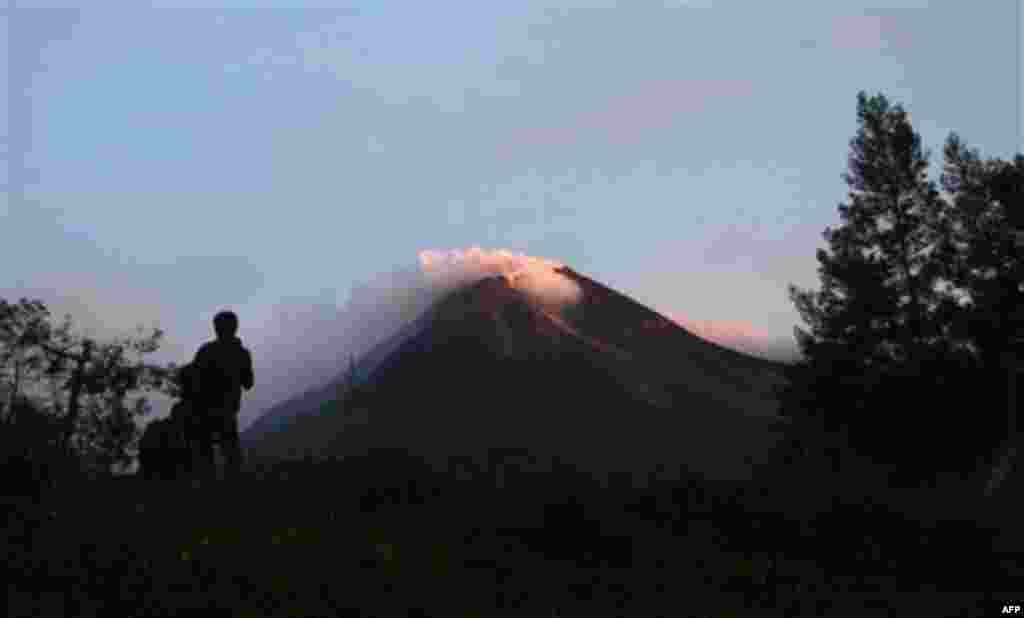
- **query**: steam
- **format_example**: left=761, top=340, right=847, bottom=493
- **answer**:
left=418, top=247, right=582, bottom=309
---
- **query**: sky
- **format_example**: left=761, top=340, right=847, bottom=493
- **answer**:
left=4, top=0, right=1022, bottom=428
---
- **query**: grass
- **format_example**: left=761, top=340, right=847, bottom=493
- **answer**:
left=4, top=447, right=1019, bottom=617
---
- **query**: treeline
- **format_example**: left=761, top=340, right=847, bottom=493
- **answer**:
left=0, top=299, right=179, bottom=492
left=779, top=91, right=1023, bottom=488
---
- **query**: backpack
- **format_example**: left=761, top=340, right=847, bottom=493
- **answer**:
left=140, top=413, right=188, bottom=454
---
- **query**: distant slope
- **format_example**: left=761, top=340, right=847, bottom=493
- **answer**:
left=241, top=301, right=435, bottom=447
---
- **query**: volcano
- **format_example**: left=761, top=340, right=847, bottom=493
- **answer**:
left=242, top=264, right=791, bottom=483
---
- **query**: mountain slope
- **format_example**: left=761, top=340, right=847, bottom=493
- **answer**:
left=241, top=291, right=441, bottom=444
left=554, top=266, right=787, bottom=417
left=244, top=267, right=790, bottom=482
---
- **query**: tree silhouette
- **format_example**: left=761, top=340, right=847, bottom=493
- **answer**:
left=0, top=296, right=175, bottom=481
left=0, top=394, right=64, bottom=499
left=937, top=135, right=1024, bottom=494
left=0, top=299, right=54, bottom=425
left=779, top=92, right=1014, bottom=485
left=788, top=91, right=947, bottom=372
left=937, top=136, right=1024, bottom=372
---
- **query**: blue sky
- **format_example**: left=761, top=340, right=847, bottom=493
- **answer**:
left=5, top=1, right=1022, bottom=421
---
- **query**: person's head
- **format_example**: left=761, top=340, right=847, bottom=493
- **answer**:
left=213, top=310, right=239, bottom=340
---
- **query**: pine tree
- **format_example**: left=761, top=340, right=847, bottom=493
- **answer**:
left=937, top=136, right=1024, bottom=372
left=938, top=135, right=1024, bottom=494
left=781, top=92, right=957, bottom=480
left=789, top=92, right=947, bottom=372
left=0, top=296, right=172, bottom=480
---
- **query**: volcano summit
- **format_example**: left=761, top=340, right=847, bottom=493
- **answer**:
left=242, top=255, right=790, bottom=483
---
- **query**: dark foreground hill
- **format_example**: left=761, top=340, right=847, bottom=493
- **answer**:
left=6, top=449, right=1017, bottom=617
left=244, top=265, right=790, bottom=484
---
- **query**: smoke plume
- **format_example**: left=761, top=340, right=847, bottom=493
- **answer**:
left=418, top=247, right=582, bottom=309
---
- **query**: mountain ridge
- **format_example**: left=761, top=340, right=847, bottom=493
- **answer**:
left=243, top=266, right=791, bottom=482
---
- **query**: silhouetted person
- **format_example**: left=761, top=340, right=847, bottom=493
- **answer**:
left=191, top=310, right=255, bottom=480
left=138, top=402, right=190, bottom=481
left=169, top=362, right=203, bottom=478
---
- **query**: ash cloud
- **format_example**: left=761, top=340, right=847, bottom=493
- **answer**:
left=418, top=246, right=583, bottom=309
left=236, top=267, right=439, bottom=430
